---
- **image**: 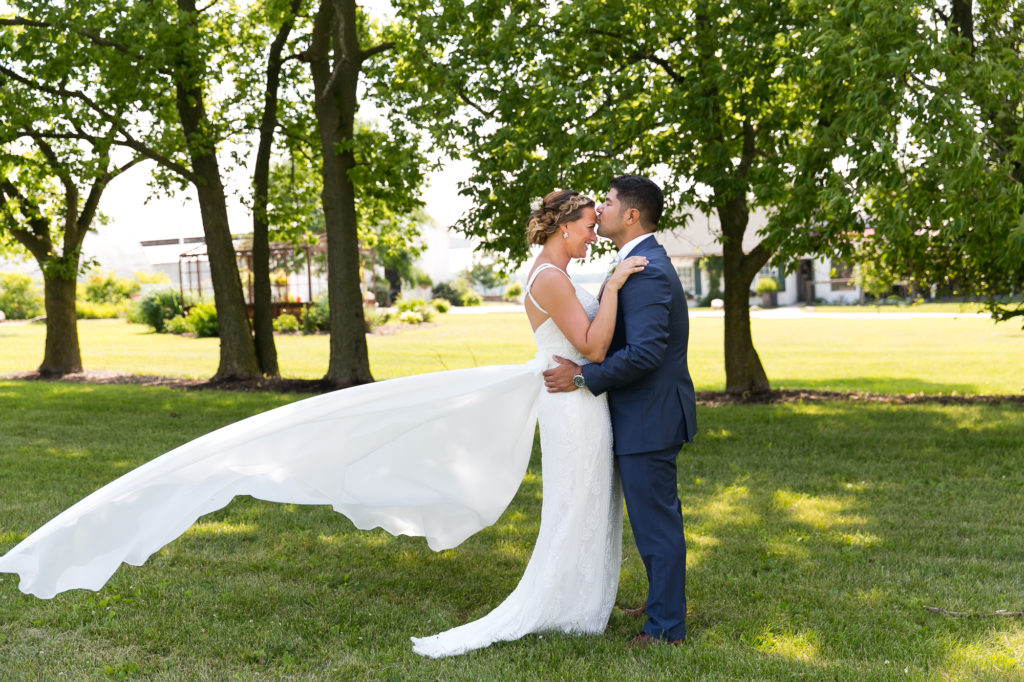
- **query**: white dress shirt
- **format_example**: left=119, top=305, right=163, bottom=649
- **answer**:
left=616, top=233, right=654, bottom=261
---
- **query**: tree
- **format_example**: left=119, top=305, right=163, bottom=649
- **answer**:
left=2, top=0, right=263, bottom=380
left=300, top=0, right=426, bottom=386
left=393, top=0, right=871, bottom=393
left=231, top=0, right=308, bottom=378
left=774, top=1, right=1023, bottom=323
left=0, top=16, right=141, bottom=375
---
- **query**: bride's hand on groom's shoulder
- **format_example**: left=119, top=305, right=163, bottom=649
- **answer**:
left=606, top=256, right=648, bottom=291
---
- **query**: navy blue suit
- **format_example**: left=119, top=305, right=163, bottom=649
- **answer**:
left=580, top=236, right=696, bottom=641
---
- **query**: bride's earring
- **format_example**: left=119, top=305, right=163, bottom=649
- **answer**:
left=562, top=231, right=568, bottom=239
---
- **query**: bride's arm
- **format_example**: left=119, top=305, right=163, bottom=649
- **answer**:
left=530, top=256, right=647, bottom=363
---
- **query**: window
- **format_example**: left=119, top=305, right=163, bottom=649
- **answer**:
left=676, top=263, right=696, bottom=296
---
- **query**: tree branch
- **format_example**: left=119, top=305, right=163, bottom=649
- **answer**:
left=1, top=62, right=198, bottom=182
left=741, top=240, right=773, bottom=283
left=360, top=41, right=394, bottom=63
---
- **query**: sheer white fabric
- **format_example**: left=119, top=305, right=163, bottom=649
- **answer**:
left=0, top=277, right=622, bottom=659
left=411, top=276, right=622, bottom=658
left=0, top=363, right=543, bottom=599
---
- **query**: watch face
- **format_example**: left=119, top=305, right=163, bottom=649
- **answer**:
left=573, top=374, right=585, bottom=387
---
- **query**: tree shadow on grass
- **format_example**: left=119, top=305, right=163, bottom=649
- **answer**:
left=674, top=402, right=1024, bottom=677
left=3, top=384, right=1024, bottom=677
left=772, top=375, right=988, bottom=396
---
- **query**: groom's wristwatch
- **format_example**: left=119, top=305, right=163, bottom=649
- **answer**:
left=572, top=367, right=585, bottom=388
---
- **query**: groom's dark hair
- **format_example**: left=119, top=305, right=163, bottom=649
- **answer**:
left=609, top=175, right=664, bottom=230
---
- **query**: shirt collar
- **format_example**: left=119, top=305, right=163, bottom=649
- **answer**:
left=616, top=233, right=654, bottom=261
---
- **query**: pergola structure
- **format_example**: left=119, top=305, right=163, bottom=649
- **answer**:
left=178, top=235, right=377, bottom=317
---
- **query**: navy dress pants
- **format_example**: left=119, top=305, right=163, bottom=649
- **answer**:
left=617, top=444, right=687, bottom=640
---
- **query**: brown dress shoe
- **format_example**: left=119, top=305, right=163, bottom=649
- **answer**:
left=628, top=632, right=686, bottom=649
left=619, top=604, right=647, bottom=618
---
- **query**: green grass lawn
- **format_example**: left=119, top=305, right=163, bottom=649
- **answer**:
left=0, top=382, right=1021, bottom=679
left=1, top=313, right=1020, bottom=394
left=0, top=313, right=1022, bottom=678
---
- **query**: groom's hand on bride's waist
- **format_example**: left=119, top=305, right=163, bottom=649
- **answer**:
left=543, top=356, right=581, bottom=393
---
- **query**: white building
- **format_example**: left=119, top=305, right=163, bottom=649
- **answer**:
left=659, top=209, right=863, bottom=306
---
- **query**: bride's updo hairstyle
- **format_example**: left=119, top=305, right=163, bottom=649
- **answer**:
left=526, top=190, right=595, bottom=245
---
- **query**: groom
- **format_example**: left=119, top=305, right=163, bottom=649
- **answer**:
left=543, top=175, right=697, bottom=647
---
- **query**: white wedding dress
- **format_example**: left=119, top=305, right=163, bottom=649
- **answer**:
left=412, top=265, right=622, bottom=657
left=0, top=265, right=622, bottom=658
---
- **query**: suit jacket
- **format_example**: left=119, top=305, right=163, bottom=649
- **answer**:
left=580, top=237, right=697, bottom=455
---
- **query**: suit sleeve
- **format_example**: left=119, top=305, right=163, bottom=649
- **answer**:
left=580, top=268, right=671, bottom=396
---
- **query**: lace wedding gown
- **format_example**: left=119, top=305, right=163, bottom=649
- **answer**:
left=412, top=267, right=622, bottom=658
left=0, top=269, right=621, bottom=657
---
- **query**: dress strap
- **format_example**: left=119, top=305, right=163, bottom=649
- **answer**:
left=525, top=264, right=570, bottom=315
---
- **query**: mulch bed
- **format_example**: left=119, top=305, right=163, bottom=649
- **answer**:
left=3, top=370, right=1022, bottom=405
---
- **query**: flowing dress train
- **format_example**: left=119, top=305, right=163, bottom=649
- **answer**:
left=0, top=271, right=622, bottom=659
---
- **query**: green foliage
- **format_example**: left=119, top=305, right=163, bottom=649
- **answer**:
left=430, top=297, right=450, bottom=314
left=698, top=257, right=724, bottom=298
left=164, top=315, right=192, bottom=335
left=129, top=289, right=191, bottom=333
left=75, top=300, right=130, bottom=319
left=855, top=257, right=900, bottom=301
left=465, top=260, right=508, bottom=291
left=432, top=279, right=481, bottom=307
left=301, top=293, right=330, bottom=333
left=82, top=270, right=140, bottom=304
left=133, top=270, right=171, bottom=285
left=0, top=272, right=44, bottom=319
left=185, top=303, right=219, bottom=338
left=394, top=297, right=434, bottom=323
left=504, top=281, right=523, bottom=301
left=363, top=305, right=392, bottom=330
left=754, top=277, right=779, bottom=295
left=272, top=312, right=300, bottom=333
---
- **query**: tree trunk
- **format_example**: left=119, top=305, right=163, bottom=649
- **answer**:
left=176, top=0, right=260, bottom=381
left=383, top=266, right=401, bottom=306
left=307, top=0, right=373, bottom=387
left=38, top=272, right=82, bottom=376
left=250, top=0, right=301, bottom=378
left=718, top=195, right=771, bottom=395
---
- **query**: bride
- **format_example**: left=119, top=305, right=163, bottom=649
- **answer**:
left=412, top=190, right=646, bottom=657
left=0, top=189, right=646, bottom=658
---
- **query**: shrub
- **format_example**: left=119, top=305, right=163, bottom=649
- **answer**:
left=83, top=270, right=140, bottom=304
left=186, top=302, right=219, bottom=337
left=504, top=282, right=523, bottom=301
left=129, top=288, right=191, bottom=332
left=301, top=293, right=330, bottom=333
left=0, top=272, right=44, bottom=319
left=433, top=279, right=482, bottom=307
left=364, top=306, right=391, bottom=330
left=273, top=312, right=300, bottom=333
left=164, top=314, right=192, bottom=335
left=755, top=276, right=779, bottom=294
left=399, top=310, right=424, bottom=324
left=431, top=298, right=450, bottom=314
left=76, top=300, right=130, bottom=319
left=396, top=297, right=426, bottom=313
left=431, top=281, right=461, bottom=306
left=394, top=297, right=434, bottom=323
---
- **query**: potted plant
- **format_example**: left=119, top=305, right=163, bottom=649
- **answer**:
left=755, top=276, right=780, bottom=308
